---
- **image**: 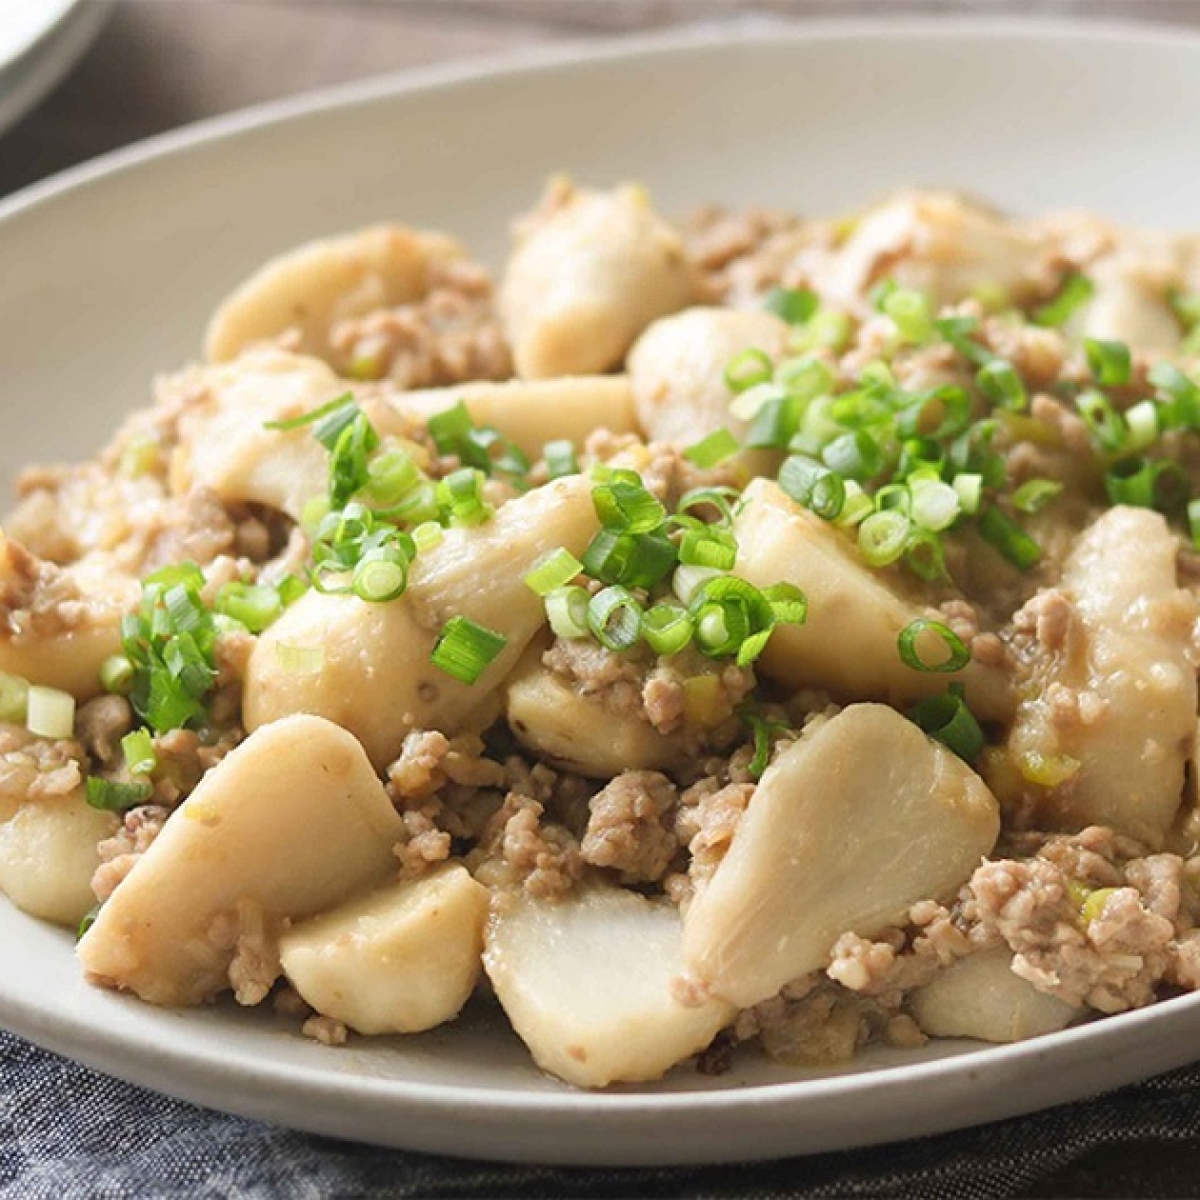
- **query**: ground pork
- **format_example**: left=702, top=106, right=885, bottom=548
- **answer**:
left=965, top=854, right=1175, bottom=1012
left=393, top=809, right=452, bottom=880
left=302, top=1014, right=349, bottom=1046
left=221, top=899, right=282, bottom=1007
left=0, top=724, right=83, bottom=810
left=329, top=257, right=511, bottom=389
left=580, top=770, right=678, bottom=884
left=150, top=728, right=239, bottom=808
left=468, top=789, right=583, bottom=901
left=676, top=779, right=755, bottom=898
left=75, top=695, right=135, bottom=769
left=91, top=804, right=170, bottom=904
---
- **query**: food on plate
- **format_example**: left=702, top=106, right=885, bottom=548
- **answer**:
left=4, top=179, right=1200, bottom=1086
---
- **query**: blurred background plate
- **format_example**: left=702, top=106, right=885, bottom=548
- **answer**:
left=0, top=0, right=110, bottom=137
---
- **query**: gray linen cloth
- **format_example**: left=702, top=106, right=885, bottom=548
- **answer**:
left=2, top=1029, right=1198, bottom=1198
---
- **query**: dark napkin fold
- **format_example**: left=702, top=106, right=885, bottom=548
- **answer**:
left=2, top=1029, right=1198, bottom=1199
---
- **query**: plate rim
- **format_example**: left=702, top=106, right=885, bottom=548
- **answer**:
left=3, top=12, right=1200, bottom=1161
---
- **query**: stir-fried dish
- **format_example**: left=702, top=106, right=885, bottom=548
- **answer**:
left=5, top=181, right=1200, bottom=1087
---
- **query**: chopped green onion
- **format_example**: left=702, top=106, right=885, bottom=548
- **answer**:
left=411, top=521, right=444, bottom=553
left=764, top=287, right=819, bottom=325
left=869, top=279, right=898, bottom=310
left=586, top=586, right=643, bottom=652
left=1189, top=498, right=1200, bottom=549
left=545, top=586, right=590, bottom=639
left=899, top=619, right=971, bottom=673
left=264, top=392, right=355, bottom=432
left=676, top=486, right=741, bottom=527
left=1104, top=457, right=1188, bottom=512
left=910, top=479, right=961, bottom=532
left=26, top=686, right=75, bottom=739
left=275, top=642, right=324, bottom=675
left=431, top=615, right=508, bottom=684
left=592, top=479, right=666, bottom=534
left=744, top=394, right=801, bottom=450
left=883, top=287, right=935, bottom=344
left=215, top=582, right=283, bottom=633
left=523, top=548, right=584, bottom=597
left=729, top=381, right=785, bottom=423
left=904, top=529, right=948, bottom=582
left=952, top=473, right=983, bottom=515
left=300, top=495, right=331, bottom=537
left=1124, top=400, right=1159, bottom=452
left=1169, top=288, right=1200, bottom=330
left=0, top=672, right=29, bottom=723
left=858, top=510, right=911, bottom=568
left=121, top=729, right=157, bottom=776
left=835, top=481, right=875, bottom=527
left=119, top=434, right=160, bottom=479
left=582, top=528, right=677, bottom=589
left=976, top=359, right=1027, bottom=412
left=1034, top=273, right=1094, bottom=327
left=775, top=355, right=834, bottom=403
left=352, top=548, right=408, bottom=603
left=1085, top=338, right=1132, bottom=387
left=427, top=401, right=474, bottom=456
left=678, top=526, right=738, bottom=571
left=896, top=385, right=972, bottom=440
left=724, top=348, right=774, bottom=394
left=690, top=576, right=775, bottom=665
left=543, top=439, right=579, bottom=480
left=908, top=687, right=985, bottom=761
left=77, top=903, right=100, bottom=941
left=778, top=454, right=846, bottom=520
left=936, top=315, right=993, bottom=366
left=438, top=468, right=492, bottom=527
left=672, top=564, right=723, bottom=607
left=327, top=408, right=381, bottom=507
left=642, top=604, right=694, bottom=656
left=1076, top=389, right=1127, bottom=454
left=1012, top=479, right=1064, bottom=514
left=791, top=309, right=852, bottom=354
left=979, top=507, right=1042, bottom=569
left=363, top=448, right=421, bottom=506
left=762, top=582, right=807, bottom=626
left=85, top=776, right=153, bottom=812
left=390, top=480, right=440, bottom=526
left=742, top=709, right=789, bottom=779
left=821, top=430, right=883, bottom=482
left=276, top=575, right=308, bottom=608
left=1150, top=362, right=1200, bottom=430
left=684, top=428, right=740, bottom=469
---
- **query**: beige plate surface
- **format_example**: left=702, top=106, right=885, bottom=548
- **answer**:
left=1, top=17, right=1199, bottom=1165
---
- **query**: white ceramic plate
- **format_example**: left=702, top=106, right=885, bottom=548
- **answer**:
left=2, top=17, right=1200, bottom=1167
left=0, top=0, right=110, bottom=137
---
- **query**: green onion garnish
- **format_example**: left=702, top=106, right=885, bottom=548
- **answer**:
left=979, top=507, right=1041, bottom=570
left=678, top=525, right=738, bottom=571
left=909, top=479, right=961, bottom=532
left=883, top=287, right=935, bottom=344
left=26, top=685, right=75, bottom=740
left=121, top=729, right=157, bottom=776
left=411, top=521, right=444, bottom=554
left=77, top=903, right=100, bottom=941
left=430, top=615, right=508, bottom=684
left=898, top=619, right=971, bottom=673
left=976, top=359, right=1027, bottom=412
left=1084, top=338, right=1132, bottom=388
left=581, top=528, right=677, bottom=589
left=642, top=603, right=694, bottom=656
left=684, top=428, right=740, bottom=469
left=936, top=315, right=994, bottom=366
left=778, top=455, right=846, bottom=520
left=215, top=582, right=283, bottom=633
left=1075, top=389, right=1127, bottom=454
left=858, top=510, right=911, bottom=568
left=908, top=686, right=985, bottom=761
left=1034, top=272, right=1094, bottom=327
left=744, top=394, right=802, bottom=450
left=545, top=586, right=590, bottom=639
left=437, top=467, right=492, bottom=527
left=1104, top=457, right=1188, bottom=512
left=764, top=287, right=819, bottom=325
left=587, top=586, right=643, bottom=652
left=775, top=355, right=834, bottom=402
left=543, top=439, right=579, bottom=480
left=0, top=672, right=29, bottom=724
left=523, top=548, right=584, bottom=597
left=363, top=447, right=421, bottom=506
left=592, top=478, right=666, bottom=534
left=85, top=776, right=153, bottom=812
left=352, top=547, right=408, bottom=603
left=276, top=575, right=309, bottom=608
left=1012, top=479, right=1063, bottom=514
left=263, top=392, right=355, bottom=433
left=1188, top=498, right=1200, bottom=549
left=724, top=348, right=774, bottom=394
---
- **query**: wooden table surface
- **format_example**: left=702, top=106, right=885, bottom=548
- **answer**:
left=4, top=3, right=1200, bottom=1196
